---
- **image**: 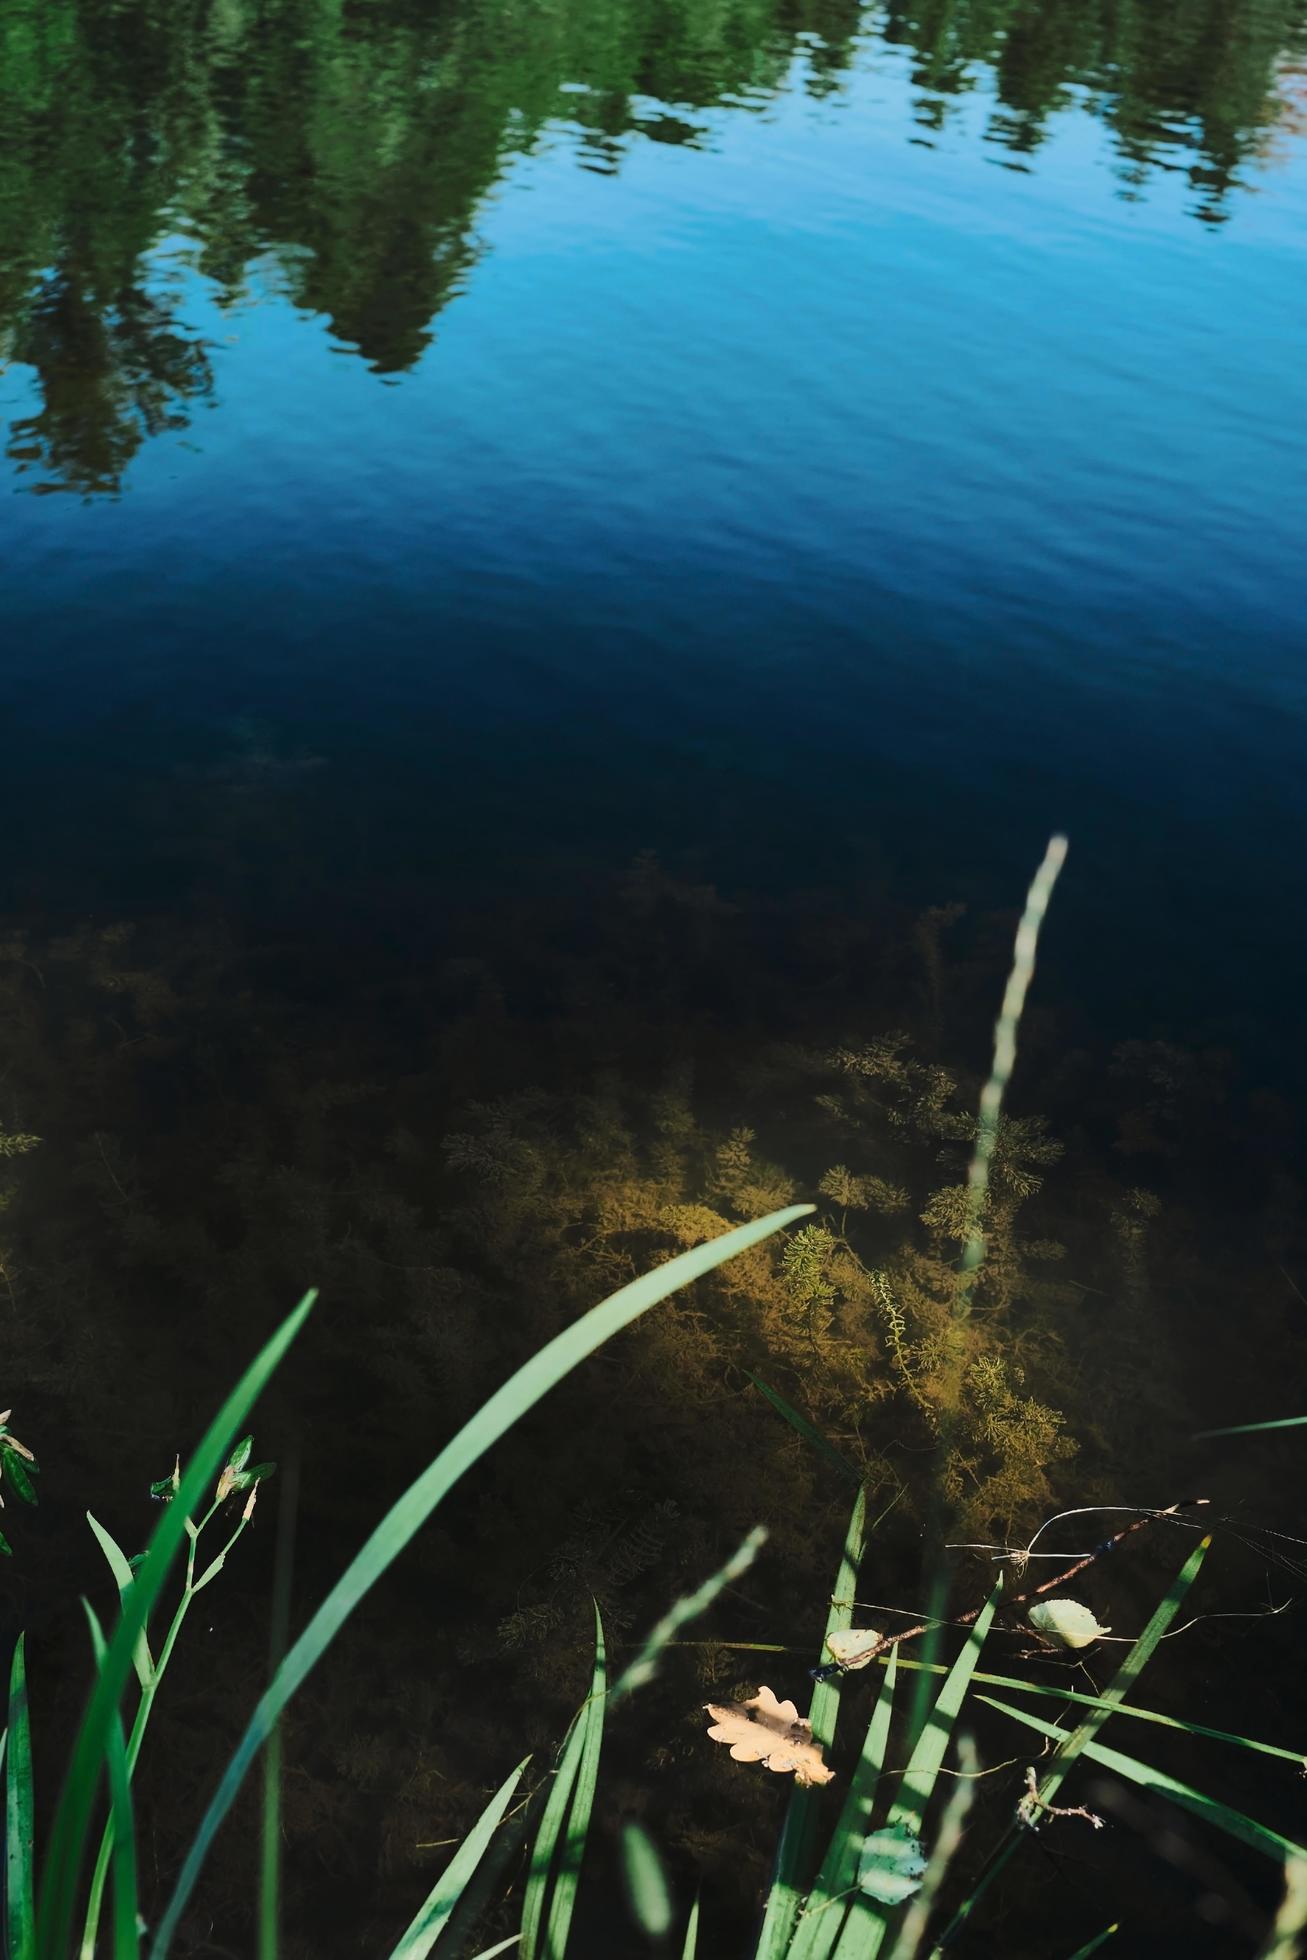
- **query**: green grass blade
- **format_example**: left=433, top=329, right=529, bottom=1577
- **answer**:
left=1064, top=1926, right=1118, bottom=1959
left=680, top=1893, right=700, bottom=1960
left=1195, top=1415, right=1307, bottom=1437
left=745, top=1376, right=862, bottom=1484
left=788, top=1645, right=899, bottom=1960
left=939, top=1663, right=1301, bottom=1765
left=542, top=1609, right=606, bottom=1960
left=259, top=1457, right=298, bottom=1960
left=521, top=1710, right=589, bottom=1960
left=833, top=1587, right=1001, bottom=1960
left=757, top=1483, right=867, bottom=1960
left=940, top=1535, right=1210, bottom=1948
left=979, top=1699, right=1307, bottom=1864
left=1258, top=1859, right=1307, bottom=1960
left=38, top=1288, right=318, bottom=1960
left=884, top=1732, right=978, bottom=1960
left=612, top=1526, right=767, bottom=1703
left=1010, top=1537, right=1209, bottom=1816
left=149, top=1210, right=809, bottom=1959
left=87, top=1514, right=155, bottom=1692
left=468, top=1940, right=523, bottom=1960
left=389, top=1757, right=530, bottom=1960
left=888, top=1584, right=1000, bottom=1840
left=6, top=1632, right=36, bottom=1960
left=259, top=1720, right=282, bottom=1960
left=620, top=1821, right=673, bottom=1940
left=83, top=1604, right=140, bottom=1960
left=522, top=1611, right=606, bottom=1960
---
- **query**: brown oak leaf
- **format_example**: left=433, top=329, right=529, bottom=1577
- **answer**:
left=703, top=1685, right=835, bottom=1787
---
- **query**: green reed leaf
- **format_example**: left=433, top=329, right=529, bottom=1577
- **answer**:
left=37, top=1289, right=319, bottom=1960
left=980, top=1699, right=1307, bottom=1865
left=757, top=1482, right=866, bottom=1960
left=87, top=1514, right=155, bottom=1693
left=83, top=1603, right=140, bottom=1960
left=148, top=1209, right=811, bottom=1959
left=389, top=1757, right=530, bottom=1960
left=6, top=1632, right=36, bottom=1960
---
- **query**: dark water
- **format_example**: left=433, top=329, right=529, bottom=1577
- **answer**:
left=2, top=1, right=1307, bottom=1955
left=3, top=0, right=1307, bottom=1060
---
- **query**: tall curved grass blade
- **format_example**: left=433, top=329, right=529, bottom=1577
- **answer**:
left=978, top=1700, right=1307, bottom=1864
left=745, top=1376, right=862, bottom=1485
left=940, top=1535, right=1210, bottom=1948
left=38, top=1289, right=319, bottom=1960
left=1195, top=1416, right=1307, bottom=1437
left=680, top=1893, right=700, bottom=1960
left=757, top=1483, right=866, bottom=1960
left=83, top=1603, right=140, bottom=1960
left=149, top=1209, right=810, bottom=1959
left=87, top=1515, right=155, bottom=1693
left=389, top=1757, right=530, bottom=1960
left=936, top=1664, right=1300, bottom=1765
left=1065, top=1926, right=1118, bottom=1959
left=957, top=834, right=1067, bottom=1306
left=1257, top=1859, right=1307, bottom=1959
left=6, top=1632, right=36, bottom=1960
left=788, top=1644, right=899, bottom=1960
left=612, top=1525, right=767, bottom=1703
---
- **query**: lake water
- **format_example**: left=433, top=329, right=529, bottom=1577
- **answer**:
left=2, top=1, right=1306, bottom=1954
left=3, top=0, right=1306, bottom=1065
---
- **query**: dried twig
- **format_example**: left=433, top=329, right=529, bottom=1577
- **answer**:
left=1017, top=1765, right=1104, bottom=1831
left=813, top=1499, right=1208, bottom=1679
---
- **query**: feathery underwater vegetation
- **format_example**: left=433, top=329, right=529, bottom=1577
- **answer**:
left=3, top=837, right=1305, bottom=1956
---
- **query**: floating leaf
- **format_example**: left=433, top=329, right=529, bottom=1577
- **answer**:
left=1027, top=1601, right=1111, bottom=1650
left=858, top=1821, right=928, bottom=1904
left=823, top=1628, right=882, bottom=1673
left=703, top=1687, right=835, bottom=1787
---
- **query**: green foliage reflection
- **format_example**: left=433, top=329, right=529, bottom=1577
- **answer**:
left=0, top=0, right=1303, bottom=490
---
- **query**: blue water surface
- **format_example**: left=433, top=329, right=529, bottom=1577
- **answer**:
left=2, top=13, right=1305, bottom=1066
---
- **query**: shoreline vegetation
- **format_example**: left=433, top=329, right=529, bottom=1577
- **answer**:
left=4, top=840, right=1305, bottom=1956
